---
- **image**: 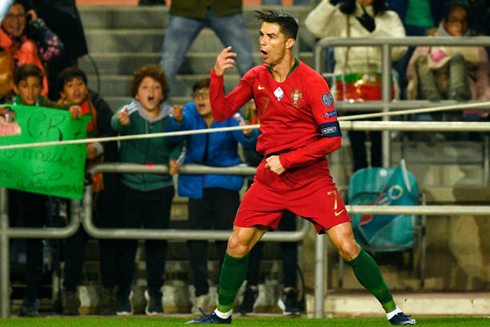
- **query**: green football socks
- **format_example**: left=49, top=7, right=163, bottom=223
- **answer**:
left=217, top=253, right=249, bottom=313
left=346, top=248, right=396, bottom=313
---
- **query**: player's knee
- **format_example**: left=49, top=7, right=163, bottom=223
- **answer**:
left=226, top=234, right=249, bottom=258
left=338, top=240, right=361, bottom=261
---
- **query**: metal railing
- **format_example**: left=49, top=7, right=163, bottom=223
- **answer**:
left=3, top=161, right=490, bottom=318
left=0, top=163, right=310, bottom=318
left=0, top=191, right=81, bottom=318
left=83, top=163, right=310, bottom=242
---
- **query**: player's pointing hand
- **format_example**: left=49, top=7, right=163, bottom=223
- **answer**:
left=215, top=46, right=237, bottom=77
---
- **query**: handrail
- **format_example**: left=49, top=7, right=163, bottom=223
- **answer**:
left=340, top=121, right=490, bottom=132
left=0, top=192, right=80, bottom=318
left=83, top=163, right=310, bottom=242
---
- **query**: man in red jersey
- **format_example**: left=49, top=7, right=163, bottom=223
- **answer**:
left=186, top=9, right=416, bottom=326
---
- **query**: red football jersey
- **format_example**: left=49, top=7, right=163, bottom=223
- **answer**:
left=210, top=59, right=342, bottom=170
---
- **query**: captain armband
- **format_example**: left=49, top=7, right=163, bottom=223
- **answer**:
left=319, top=121, right=341, bottom=138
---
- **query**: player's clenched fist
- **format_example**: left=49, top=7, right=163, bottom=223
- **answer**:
left=265, top=155, right=286, bottom=175
left=214, top=46, right=237, bottom=77
left=173, top=104, right=183, bottom=123
left=117, top=107, right=130, bottom=126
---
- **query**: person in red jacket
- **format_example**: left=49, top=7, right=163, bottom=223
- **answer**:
left=0, top=1, right=63, bottom=101
left=186, top=9, right=416, bottom=326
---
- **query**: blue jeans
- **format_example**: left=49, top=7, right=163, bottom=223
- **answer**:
left=160, top=9, right=256, bottom=96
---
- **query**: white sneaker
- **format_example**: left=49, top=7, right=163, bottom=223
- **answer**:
left=191, top=293, right=211, bottom=315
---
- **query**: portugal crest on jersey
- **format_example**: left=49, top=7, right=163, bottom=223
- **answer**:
left=290, top=89, right=303, bottom=107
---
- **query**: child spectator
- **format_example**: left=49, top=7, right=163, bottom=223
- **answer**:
left=110, top=64, right=184, bottom=316
left=56, top=66, right=120, bottom=316
left=407, top=0, right=490, bottom=102
left=406, top=0, right=490, bottom=121
left=166, top=77, right=258, bottom=314
left=8, top=63, right=74, bottom=316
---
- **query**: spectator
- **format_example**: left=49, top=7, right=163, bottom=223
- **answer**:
left=8, top=64, right=75, bottom=317
left=159, top=0, right=255, bottom=97
left=239, top=101, right=300, bottom=316
left=22, top=0, right=89, bottom=100
left=165, top=77, right=258, bottom=314
left=305, top=0, right=407, bottom=172
left=110, top=64, right=184, bottom=316
left=387, top=0, right=448, bottom=99
left=56, top=67, right=120, bottom=316
left=406, top=1, right=490, bottom=112
left=0, top=1, right=63, bottom=101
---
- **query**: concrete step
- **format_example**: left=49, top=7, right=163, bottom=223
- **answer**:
left=309, top=291, right=490, bottom=317
left=79, top=52, right=313, bottom=75
left=87, top=73, right=242, bottom=99
left=327, top=139, right=487, bottom=188
left=78, top=6, right=311, bottom=30
left=84, top=28, right=264, bottom=53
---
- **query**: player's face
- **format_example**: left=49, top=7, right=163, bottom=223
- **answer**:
left=443, top=7, right=468, bottom=37
left=61, top=77, right=88, bottom=104
left=2, top=4, right=26, bottom=38
left=15, top=76, right=42, bottom=105
left=259, top=22, right=290, bottom=66
left=135, top=76, right=164, bottom=113
left=193, top=87, right=212, bottom=117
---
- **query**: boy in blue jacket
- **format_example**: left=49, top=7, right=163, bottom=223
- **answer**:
left=166, top=77, right=258, bottom=314
left=111, top=64, right=184, bottom=316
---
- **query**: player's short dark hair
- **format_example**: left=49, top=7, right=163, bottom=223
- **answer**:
left=57, top=66, right=88, bottom=90
left=192, top=77, right=211, bottom=94
left=14, top=64, right=43, bottom=86
left=254, top=9, right=298, bottom=41
left=130, top=64, right=169, bottom=101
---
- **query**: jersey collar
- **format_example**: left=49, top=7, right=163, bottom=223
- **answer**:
left=267, top=58, right=300, bottom=79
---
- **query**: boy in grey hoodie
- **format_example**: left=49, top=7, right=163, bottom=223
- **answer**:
left=111, top=64, right=184, bottom=316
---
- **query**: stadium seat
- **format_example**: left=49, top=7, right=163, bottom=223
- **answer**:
left=338, top=161, right=426, bottom=289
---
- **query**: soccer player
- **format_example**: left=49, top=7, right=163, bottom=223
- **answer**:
left=186, top=9, right=416, bottom=326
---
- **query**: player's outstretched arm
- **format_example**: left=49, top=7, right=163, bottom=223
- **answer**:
left=214, top=46, right=237, bottom=77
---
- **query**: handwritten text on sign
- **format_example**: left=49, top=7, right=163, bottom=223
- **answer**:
left=0, top=104, right=88, bottom=199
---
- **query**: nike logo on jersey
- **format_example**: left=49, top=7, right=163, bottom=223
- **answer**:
left=258, top=85, right=266, bottom=90
left=334, top=209, right=345, bottom=217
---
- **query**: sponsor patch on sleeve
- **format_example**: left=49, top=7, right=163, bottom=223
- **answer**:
left=323, top=110, right=337, bottom=120
left=322, top=92, right=334, bottom=108
left=319, top=121, right=341, bottom=138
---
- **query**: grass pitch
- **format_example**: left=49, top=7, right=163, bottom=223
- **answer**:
left=0, top=316, right=487, bottom=326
